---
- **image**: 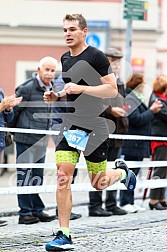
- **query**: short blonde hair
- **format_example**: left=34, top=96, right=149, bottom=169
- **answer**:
left=153, top=75, right=167, bottom=93
left=126, top=72, right=144, bottom=90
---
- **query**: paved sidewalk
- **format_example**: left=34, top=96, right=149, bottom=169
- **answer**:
left=1, top=171, right=167, bottom=252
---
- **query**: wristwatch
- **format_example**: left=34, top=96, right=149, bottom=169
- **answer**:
left=4, top=108, right=13, bottom=114
left=56, top=92, right=61, bottom=101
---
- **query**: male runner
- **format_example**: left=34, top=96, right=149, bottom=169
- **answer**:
left=44, top=14, right=136, bottom=251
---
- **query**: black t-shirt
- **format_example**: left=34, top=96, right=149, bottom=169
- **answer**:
left=60, top=46, right=112, bottom=144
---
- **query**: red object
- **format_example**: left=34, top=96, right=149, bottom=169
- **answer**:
left=142, top=166, right=153, bottom=201
left=151, top=91, right=167, bottom=154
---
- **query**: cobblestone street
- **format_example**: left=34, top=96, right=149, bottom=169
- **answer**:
left=0, top=171, right=167, bottom=252
left=1, top=204, right=167, bottom=252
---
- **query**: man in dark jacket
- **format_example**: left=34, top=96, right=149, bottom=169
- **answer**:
left=88, top=48, right=128, bottom=216
left=9, top=56, right=57, bottom=224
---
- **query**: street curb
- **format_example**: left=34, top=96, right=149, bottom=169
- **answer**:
left=0, top=201, right=88, bottom=217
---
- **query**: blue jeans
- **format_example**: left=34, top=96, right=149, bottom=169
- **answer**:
left=120, top=155, right=142, bottom=206
left=16, top=142, right=46, bottom=216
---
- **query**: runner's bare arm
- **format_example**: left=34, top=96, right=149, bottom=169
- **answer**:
left=64, top=73, right=117, bottom=98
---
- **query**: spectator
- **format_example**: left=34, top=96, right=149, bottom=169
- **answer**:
left=8, top=56, right=57, bottom=224
left=0, top=88, right=22, bottom=226
left=88, top=48, right=128, bottom=217
left=149, top=75, right=167, bottom=210
left=120, top=72, right=162, bottom=213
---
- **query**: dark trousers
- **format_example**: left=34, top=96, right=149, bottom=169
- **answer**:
left=89, top=146, right=121, bottom=210
left=16, top=142, right=46, bottom=216
left=149, top=146, right=167, bottom=200
left=120, top=155, right=142, bottom=206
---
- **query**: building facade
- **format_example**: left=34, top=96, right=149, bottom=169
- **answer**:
left=0, top=0, right=164, bottom=94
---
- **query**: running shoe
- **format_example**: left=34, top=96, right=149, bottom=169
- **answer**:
left=115, top=159, right=136, bottom=191
left=45, top=231, right=74, bottom=251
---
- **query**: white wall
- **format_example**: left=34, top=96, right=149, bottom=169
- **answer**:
left=0, top=0, right=159, bottom=30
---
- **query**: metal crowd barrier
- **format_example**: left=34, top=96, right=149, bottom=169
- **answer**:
left=0, top=127, right=167, bottom=195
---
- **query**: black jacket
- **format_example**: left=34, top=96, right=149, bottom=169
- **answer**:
left=0, top=88, right=14, bottom=150
left=149, top=92, right=167, bottom=137
left=122, top=88, right=154, bottom=158
left=8, top=78, right=52, bottom=146
left=104, top=78, right=128, bottom=147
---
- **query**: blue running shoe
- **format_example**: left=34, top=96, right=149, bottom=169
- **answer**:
left=115, top=159, right=136, bottom=191
left=45, top=231, right=74, bottom=251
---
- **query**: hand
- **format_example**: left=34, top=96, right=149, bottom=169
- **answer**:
left=43, top=90, right=58, bottom=103
left=64, top=82, right=85, bottom=95
left=9, top=96, right=23, bottom=108
left=111, top=107, right=127, bottom=117
left=1, top=95, right=23, bottom=111
left=150, top=99, right=162, bottom=113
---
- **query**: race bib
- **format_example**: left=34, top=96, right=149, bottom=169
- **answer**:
left=63, top=129, right=89, bottom=151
